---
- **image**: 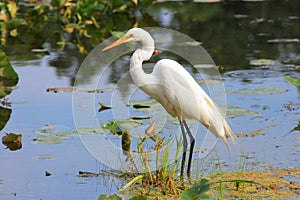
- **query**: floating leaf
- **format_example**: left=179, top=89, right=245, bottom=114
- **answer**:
left=180, top=179, right=210, bottom=200
left=33, top=132, right=72, bottom=144
left=78, top=171, right=101, bottom=177
left=236, top=125, right=276, bottom=137
left=292, top=123, right=300, bottom=132
left=131, top=116, right=150, bottom=120
left=132, top=104, right=151, bottom=109
left=284, top=76, right=300, bottom=87
left=198, top=79, right=223, bottom=85
left=33, top=125, right=72, bottom=144
left=2, top=133, right=22, bottom=143
left=46, top=87, right=74, bottom=93
left=126, top=99, right=158, bottom=107
left=72, top=127, right=107, bottom=135
left=100, top=120, right=143, bottom=134
left=2, top=133, right=22, bottom=151
left=98, top=102, right=112, bottom=112
left=226, top=88, right=287, bottom=94
left=37, top=155, right=58, bottom=160
left=267, top=38, right=299, bottom=43
left=45, top=171, right=52, bottom=176
left=222, top=106, right=259, bottom=118
left=249, top=59, right=276, bottom=66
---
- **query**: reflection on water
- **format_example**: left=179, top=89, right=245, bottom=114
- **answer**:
left=148, top=0, right=300, bottom=70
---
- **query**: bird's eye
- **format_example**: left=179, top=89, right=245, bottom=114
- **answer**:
left=152, top=50, right=161, bottom=56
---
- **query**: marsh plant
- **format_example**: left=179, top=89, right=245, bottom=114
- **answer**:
left=120, top=132, right=184, bottom=196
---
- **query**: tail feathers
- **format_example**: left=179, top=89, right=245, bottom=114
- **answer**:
left=224, top=120, right=236, bottom=144
left=221, top=120, right=237, bottom=152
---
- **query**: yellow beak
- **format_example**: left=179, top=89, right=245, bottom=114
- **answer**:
left=102, top=34, right=133, bottom=52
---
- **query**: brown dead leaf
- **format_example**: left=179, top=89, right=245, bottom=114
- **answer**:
left=46, top=87, right=74, bottom=93
left=236, top=125, right=276, bottom=137
left=98, top=102, right=112, bottom=112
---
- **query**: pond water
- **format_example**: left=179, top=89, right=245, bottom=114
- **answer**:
left=1, top=0, right=300, bottom=199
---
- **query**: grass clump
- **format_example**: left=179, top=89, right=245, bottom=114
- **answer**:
left=97, top=130, right=300, bottom=199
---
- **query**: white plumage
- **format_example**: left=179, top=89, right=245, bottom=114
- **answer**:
left=103, top=28, right=235, bottom=177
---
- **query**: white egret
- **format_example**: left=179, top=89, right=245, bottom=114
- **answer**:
left=102, top=28, right=235, bottom=177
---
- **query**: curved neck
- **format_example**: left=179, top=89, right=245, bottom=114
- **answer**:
left=130, top=34, right=155, bottom=88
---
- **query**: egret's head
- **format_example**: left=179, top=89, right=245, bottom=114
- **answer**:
left=102, top=28, right=153, bottom=52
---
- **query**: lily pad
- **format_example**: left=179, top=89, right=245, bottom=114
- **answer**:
left=249, top=59, right=276, bottom=66
left=226, top=88, right=287, bottom=95
left=74, top=120, right=144, bottom=135
left=198, top=79, right=223, bottom=85
left=222, top=106, right=259, bottom=118
left=33, top=125, right=72, bottom=144
left=33, top=132, right=72, bottom=144
left=100, top=120, right=143, bottom=134
left=2, top=133, right=22, bottom=143
left=126, top=99, right=158, bottom=108
left=37, top=155, right=58, bottom=160
left=2, top=132, right=22, bottom=151
left=72, top=127, right=107, bottom=135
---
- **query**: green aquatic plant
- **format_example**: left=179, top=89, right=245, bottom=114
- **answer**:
left=179, top=179, right=210, bottom=199
left=284, top=76, right=300, bottom=88
left=0, top=48, right=18, bottom=98
left=0, top=0, right=155, bottom=52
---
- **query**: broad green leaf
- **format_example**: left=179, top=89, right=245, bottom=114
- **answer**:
left=180, top=179, right=210, bottom=200
left=100, top=120, right=143, bottom=134
left=284, top=76, right=300, bottom=87
left=0, top=48, right=18, bottom=80
left=74, top=120, right=143, bottom=135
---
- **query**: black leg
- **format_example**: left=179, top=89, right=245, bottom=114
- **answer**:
left=183, top=119, right=194, bottom=177
left=179, top=119, right=187, bottom=178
